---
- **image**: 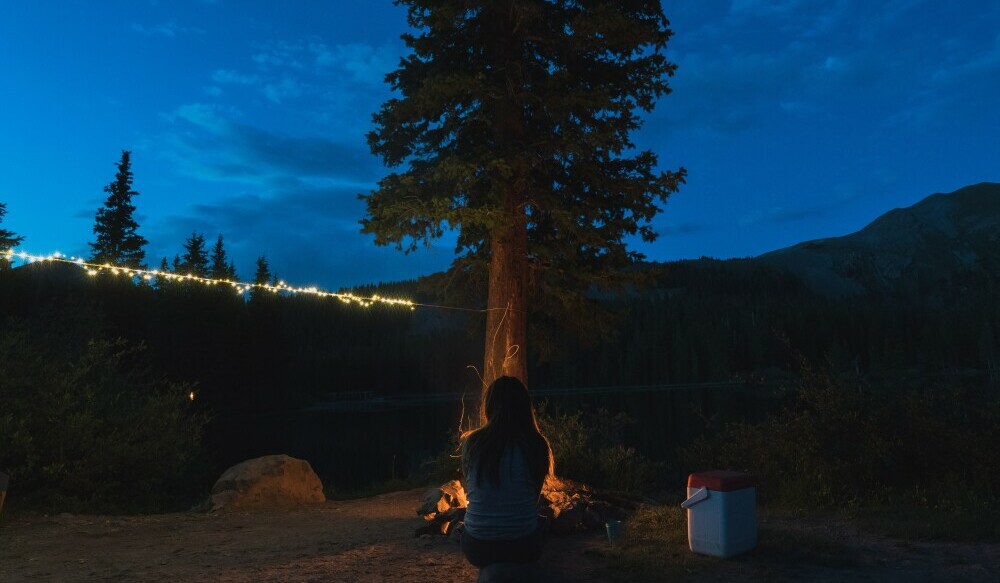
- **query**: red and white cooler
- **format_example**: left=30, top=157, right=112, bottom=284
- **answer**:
left=681, top=470, right=756, bottom=557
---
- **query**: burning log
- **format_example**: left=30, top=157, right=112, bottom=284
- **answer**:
left=539, top=476, right=654, bottom=533
left=415, top=507, right=467, bottom=537
left=415, top=479, right=467, bottom=519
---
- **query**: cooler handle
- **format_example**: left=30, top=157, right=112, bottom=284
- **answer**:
left=680, top=487, right=709, bottom=509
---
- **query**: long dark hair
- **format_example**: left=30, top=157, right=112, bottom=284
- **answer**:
left=461, top=376, right=554, bottom=489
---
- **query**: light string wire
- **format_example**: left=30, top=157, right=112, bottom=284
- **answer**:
left=2, top=248, right=517, bottom=313
left=4, top=248, right=428, bottom=310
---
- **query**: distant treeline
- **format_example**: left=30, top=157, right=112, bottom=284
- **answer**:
left=2, top=253, right=997, bottom=416
left=539, top=258, right=1000, bottom=389
left=0, top=265, right=477, bottom=413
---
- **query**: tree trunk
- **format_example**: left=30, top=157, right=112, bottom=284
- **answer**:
left=481, top=195, right=528, bottom=420
left=480, top=2, right=529, bottom=423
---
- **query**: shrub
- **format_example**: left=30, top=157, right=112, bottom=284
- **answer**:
left=682, top=361, right=1000, bottom=509
left=535, top=401, right=659, bottom=493
left=0, top=319, right=209, bottom=513
left=430, top=427, right=464, bottom=484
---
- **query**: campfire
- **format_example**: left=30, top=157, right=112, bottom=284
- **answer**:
left=414, top=475, right=654, bottom=538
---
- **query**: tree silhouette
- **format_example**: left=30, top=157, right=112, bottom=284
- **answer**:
left=251, top=255, right=271, bottom=300
left=210, top=234, right=237, bottom=280
left=156, top=257, right=171, bottom=287
left=363, top=0, right=684, bottom=398
left=0, top=202, right=25, bottom=270
left=90, top=150, right=148, bottom=268
left=180, top=233, right=209, bottom=277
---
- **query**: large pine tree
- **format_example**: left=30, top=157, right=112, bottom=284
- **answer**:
left=90, top=150, right=148, bottom=268
left=363, top=1, right=684, bottom=397
left=0, top=202, right=25, bottom=270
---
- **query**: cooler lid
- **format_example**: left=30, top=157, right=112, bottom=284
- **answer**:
left=688, top=470, right=754, bottom=492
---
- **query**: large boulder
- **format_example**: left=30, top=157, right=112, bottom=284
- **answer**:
left=209, top=454, right=325, bottom=511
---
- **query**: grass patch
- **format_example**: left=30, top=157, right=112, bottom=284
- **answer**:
left=598, top=505, right=712, bottom=581
left=754, top=524, right=857, bottom=568
left=594, top=506, right=858, bottom=582
left=854, top=504, right=1000, bottom=543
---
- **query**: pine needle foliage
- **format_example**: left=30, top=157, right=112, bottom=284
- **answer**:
left=0, top=202, right=24, bottom=270
left=210, top=234, right=238, bottom=280
left=363, top=0, right=685, bottom=358
left=180, top=233, right=210, bottom=277
left=90, top=150, right=147, bottom=268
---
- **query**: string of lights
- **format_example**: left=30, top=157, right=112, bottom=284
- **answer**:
left=4, top=248, right=420, bottom=310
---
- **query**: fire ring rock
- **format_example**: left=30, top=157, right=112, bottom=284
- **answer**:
left=209, top=454, right=325, bottom=511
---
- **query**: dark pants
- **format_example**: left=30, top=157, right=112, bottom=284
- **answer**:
left=461, top=519, right=546, bottom=568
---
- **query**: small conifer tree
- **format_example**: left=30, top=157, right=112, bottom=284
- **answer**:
left=180, top=233, right=209, bottom=277
left=0, top=202, right=24, bottom=270
left=210, top=234, right=233, bottom=280
left=250, top=255, right=271, bottom=300
left=90, top=150, right=147, bottom=268
left=155, top=256, right=171, bottom=287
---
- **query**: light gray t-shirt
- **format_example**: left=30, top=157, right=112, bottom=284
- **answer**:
left=462, top=442, right=542, bottom=541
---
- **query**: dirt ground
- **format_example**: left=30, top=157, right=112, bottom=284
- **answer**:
left=0, top=489, right=607, bottom=583
left=686, top=514, right=1000, bottom=582
left=1, top=488, right=997, bottom=582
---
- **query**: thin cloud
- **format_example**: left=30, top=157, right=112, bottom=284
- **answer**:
left=654, top=48, right=813, bottom=134
left=740, top=205, right=829, bottom=226
left=160, top=103, right=378, bottom=184
left=149, top=186, right=454, bottom=287
left=130, top=21, right=204, bottom=37
left=662, top=222, right=711, bottom=235
left=729, top=0, right=808, bottom=18
left=652, top=0, right=947, bottom=135
left=309, top=42, right=398, bottom=86
left=148, top=98, right=431, bottom=281
left=263, top=78, right=304, bottom=104
left=233, top=38, right=401, bottom=112
left=739, top=187, right=866, bottom=226
left=212, top=70, right=261, bottom=85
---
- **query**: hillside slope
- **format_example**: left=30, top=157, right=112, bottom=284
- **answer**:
left=756, top=182, right=1000, bottom=296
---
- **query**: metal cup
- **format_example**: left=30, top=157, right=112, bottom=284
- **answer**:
left=606, top=519, right=623, bottom=544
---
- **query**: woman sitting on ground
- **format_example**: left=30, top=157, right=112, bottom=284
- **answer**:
left=460, top=375, right=554, bottom=569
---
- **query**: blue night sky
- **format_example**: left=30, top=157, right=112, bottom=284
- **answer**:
left=2, top=1, right=998, bottom=288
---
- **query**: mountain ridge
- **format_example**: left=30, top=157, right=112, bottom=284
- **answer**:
left=753, top=182, right=1000, bottom=296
